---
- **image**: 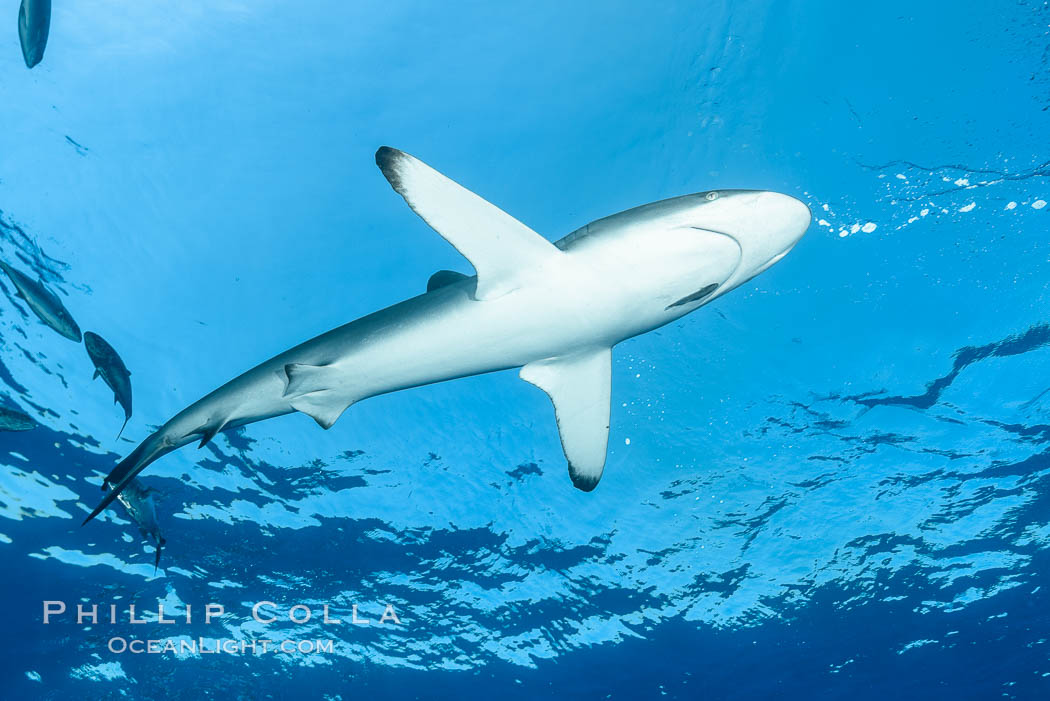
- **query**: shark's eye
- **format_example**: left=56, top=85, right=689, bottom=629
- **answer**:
left=705, top=191, right=719, bottom=201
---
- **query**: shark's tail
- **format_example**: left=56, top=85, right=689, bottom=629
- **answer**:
left=82, top=434, right=169, bottom=525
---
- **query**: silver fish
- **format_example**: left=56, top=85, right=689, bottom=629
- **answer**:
left=17, top=0, right=50, bottom=69
left=0, top=260, right=81, bottom=342
left=114, top=478, right=166, bottom=574
left=0, top=405, right=35, bottom=431
left=84, top=332, right=133, bottom=438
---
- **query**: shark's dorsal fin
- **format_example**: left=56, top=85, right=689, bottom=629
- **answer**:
left=520, top=347, right=612, bottom=491
left=426, top=269, right=469, bottom=292
left=376, top=147, right=562, bottom=300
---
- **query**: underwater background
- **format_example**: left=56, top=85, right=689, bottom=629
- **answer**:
left=2, top=0, right=1050, bottom=698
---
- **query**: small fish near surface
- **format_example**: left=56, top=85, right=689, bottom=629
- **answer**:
left=113, top=478, right=166, bottom=574
left=84, top=332, right=133, bottom=438
left=17, top=0, right=50, bottom=69
left=0, top=260, right=81, bottom=341
left=0, top=405, right=35, bottom=431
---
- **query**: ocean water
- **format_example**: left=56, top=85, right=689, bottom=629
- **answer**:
left=1, top=1, right=1049, bottom=698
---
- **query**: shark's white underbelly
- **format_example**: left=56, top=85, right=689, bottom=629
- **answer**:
left=281, top=274, right=643, bottom=406
left=169, top=238, right=706, bottom=441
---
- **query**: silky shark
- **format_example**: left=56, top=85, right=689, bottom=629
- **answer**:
left=83, top=147, right=810, bottom=524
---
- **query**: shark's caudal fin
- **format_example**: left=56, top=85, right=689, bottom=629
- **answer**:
left=375, top=147, right=563, bottom=300
left=520, top=348, right=612, bottom=491
left=116, top=413, right=129, bottom=441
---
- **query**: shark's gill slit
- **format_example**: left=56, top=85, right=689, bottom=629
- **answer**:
left=666, top=283, right=720, bottom=310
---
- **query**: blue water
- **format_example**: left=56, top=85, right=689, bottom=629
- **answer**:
left=2, top=1, right=1049, bottom=698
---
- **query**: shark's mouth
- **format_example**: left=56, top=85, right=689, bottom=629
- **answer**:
left=666, top=282, right=721, bottom=310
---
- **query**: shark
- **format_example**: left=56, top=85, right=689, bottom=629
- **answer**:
left=83, top=146, right=810, bottom=524
left=84, top=331, right=133, bottom=438
left=17, top=0, right=50, bottom=69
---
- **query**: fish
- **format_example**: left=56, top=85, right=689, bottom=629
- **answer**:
left=113, top=478, right=166, bottom=574
left=17, top=0, right=50, bottom=69
left=0, top=260, right=81, bottom=341
left=0, top=405, right=35, bottom=431
left=84, top=332, right=133, bottom=438
left=83, top=146, right=810, bottom=523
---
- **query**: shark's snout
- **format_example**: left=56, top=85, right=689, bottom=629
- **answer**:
left=758, top=191, right=811, bottom=254
left=689, top=189, right=810, bottom=292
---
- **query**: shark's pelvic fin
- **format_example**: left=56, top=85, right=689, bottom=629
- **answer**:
left=282, top=364, right=354, bottom=429
left=426, top=269, right=469, bottom=292
left=520, top=347, right=612, bottom=492
left=92, top=369, right=100, bottom=380
left=375, top=147, right=562, bottom=300
left=289, top=391, right=352, bottom=430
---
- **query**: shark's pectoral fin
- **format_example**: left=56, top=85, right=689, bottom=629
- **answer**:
left=289, top=391, right=352, bottom=430
left=376, top=147, right=562, bottom=300
left=520, top=347, right=612, bottom=492
left=426, top=269, right=470, bottom=292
